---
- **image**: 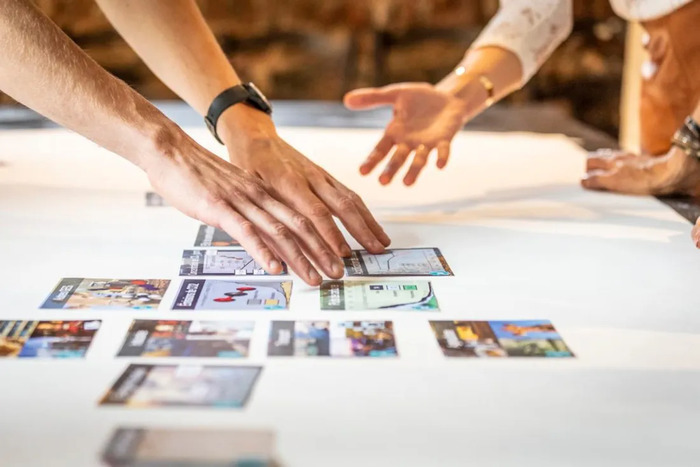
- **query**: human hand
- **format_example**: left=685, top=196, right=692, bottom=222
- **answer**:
left=220, top=107, right=391, bottom=257
left=344, top=82, right=483, bottom=186
left=582, top=147, right=700, bottom=197
left=143, top=126, right=345, bottom=286
left=692, top=217, right=700, bottom=249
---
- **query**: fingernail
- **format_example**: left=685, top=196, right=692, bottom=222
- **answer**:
left=309, top=268, right=322, bottom=284
left=268, top=260, right=281, bottom=273
left=331, top=260, right=344, bottom=277
left=340, top=244, right=352, bottom=257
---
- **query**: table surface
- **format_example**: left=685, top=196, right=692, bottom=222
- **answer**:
left=1, top=112, right=699, bottom=467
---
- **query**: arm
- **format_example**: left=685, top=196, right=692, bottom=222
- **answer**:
left=0, top=0, right=340, bottom=285
left=95, top=0, right=391, bottom=256
left=344, top=0, right=573, bottom=186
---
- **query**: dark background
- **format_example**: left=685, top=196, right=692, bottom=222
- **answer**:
left=4, top=0, right=626, bottom=138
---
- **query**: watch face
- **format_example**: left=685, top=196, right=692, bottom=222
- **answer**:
left=245, top=82, right=272, bottom=113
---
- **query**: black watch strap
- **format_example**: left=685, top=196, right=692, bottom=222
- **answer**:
left=204, top=83, right=271, bottom=144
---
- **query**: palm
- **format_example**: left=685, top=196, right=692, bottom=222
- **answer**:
left=345, top=83, right=470, bottom=185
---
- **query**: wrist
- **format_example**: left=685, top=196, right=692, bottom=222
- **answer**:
left=667, top=146, right=700, bottom=195
left=217, top=104, right=278, bottom=162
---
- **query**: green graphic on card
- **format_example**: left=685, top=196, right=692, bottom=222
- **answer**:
left=321, top=280, right=438, bottom=311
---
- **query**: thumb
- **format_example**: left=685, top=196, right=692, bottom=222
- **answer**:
left=692, top=218, right=700, bottom=248
left=344, top=86, right=400, bottom=110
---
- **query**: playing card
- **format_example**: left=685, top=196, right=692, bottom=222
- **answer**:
left=0, top=320, right=101, bottom=358
left=430, top=320, right=574, bottom=358
left=117, top=320, right=253, bottom=358
left=172, top=279, right=292, bottom=311
left=102, top=427, right=278, bottom=467
left=320, top=280, right=438, bottom=311
left=180, top=249, right=286, bottom=276
left=268, top=320, right=398, bottom=357
left=194, top=224, right=241, bottom=248
left=100, top=364, right=262, bottom=408
left=343, top=248, right=453, bottom=276
left=41, top=278, right=170, bottom=310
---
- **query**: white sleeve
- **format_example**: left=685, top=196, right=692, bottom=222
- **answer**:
left=469, top=0, right=573, bottom=85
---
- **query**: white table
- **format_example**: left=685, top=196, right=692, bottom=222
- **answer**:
left=0, top=126, right=698, bottom=467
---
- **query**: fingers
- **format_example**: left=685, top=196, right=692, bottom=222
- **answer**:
left=360, top=135, right=394, bottom=175
left=403, top=145, right=431, bottom=186
left=581, top=168, right=653, bottom=195
left=586, top=150, right=636, bottom=171
left=692, top=219, right=700, bottom=248
left=273, top=178, right=351, bottom=268
left=436, top=141, right=451, bottom=169
left=261, top=196, right=345, bottom=280
left=314, top=181, right=389, bottom=253
left=343, top=86, right=401, bottom=110
left=233, top=191, right=325, bottom=286
left=380, top=144, right=411, bottom=185
left=213, top=203, right=283, bottom=275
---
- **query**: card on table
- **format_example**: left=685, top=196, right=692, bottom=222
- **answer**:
left=194, top=224, right=241, bottom=248
left=430, top=320, right=574, bottom=358
left=41, top=278, right=170, bottom=310
left=117, top=320, right=254, bottom=358
left=268, top=320, right=398, bottom=357
left=100, top=364, right=262, bottom=408
left=145, top=191, right=168, bottom=207
left=320, top=280, right=438, bottom=311
left=343, top=248, right=453, bottom=276
left=180, top=249, right=286, bottom=276
left=173, top=279, right=292, bottom=311
left=102, top=427, right=277, bottom=467
left=0, top=320, right=101, bottom=358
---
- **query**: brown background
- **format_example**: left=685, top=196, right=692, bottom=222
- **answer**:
left=5, top=0, right=626, bottom=137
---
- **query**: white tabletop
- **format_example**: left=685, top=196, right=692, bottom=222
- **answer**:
left=0, top=126, right=698, bottom=467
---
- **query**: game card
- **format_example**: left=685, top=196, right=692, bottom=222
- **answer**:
left=180, top=249, right=286, bottom=276
left=41, top=278, right=170, bottom=310
left=194, top=224, right=241, bottom=248
left=102, top=427, right=277, bottom=467
left=173, top=279, right=292, bottom=311
left=117, top=320, right=253, bottom=358
left=321, top=280, right=438, bottom=311
left=145, top=191, right=168, bottom=207
left=0, top=320, right=101, bottom=358
left=100, top=364, right=262, bottom=408
left=344, top=248, right=453, bottom=276
left=430, top=320, right=574, bottom=358
left=268, top=320, right=397, bottom=357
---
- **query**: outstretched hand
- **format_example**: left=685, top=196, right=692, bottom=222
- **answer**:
left=344, top=83, right=478, bottom=186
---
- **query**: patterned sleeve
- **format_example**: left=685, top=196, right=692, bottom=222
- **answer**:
left=469, top=0, right=573, bottom=85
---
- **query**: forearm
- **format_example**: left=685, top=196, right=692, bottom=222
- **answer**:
left=0, top=0, right=177, bottom=170
left=96, top=0, right=272, bottom=148
left=693, top=102, right=700, bottom=122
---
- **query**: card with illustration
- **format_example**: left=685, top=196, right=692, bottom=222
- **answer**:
left=173, top=279, right=292, bottom=311
left=429, top=320, right=574, bottom=358
left=41, top=278, right=170, bottom=310
left=117, top=320, right=253, bottom=358
left=0, top=320, right=101, bottom=358
left=180, top=249, right=285, bottom=276
left=343, top=248, right=453, bottom=276
left=194, top=224, right=241, bottom=248
left=268, top=320, right=398, bottom=357
left=102, top=427, right=277, bottom=467
left=100, top=364, right=262, bottom=408
left=320, top=280, right=438, bottom=311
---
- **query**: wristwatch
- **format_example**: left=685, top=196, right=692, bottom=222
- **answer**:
left=672, top=117, right=700, bottom=161
left=204, top=82, right=272, bottom=144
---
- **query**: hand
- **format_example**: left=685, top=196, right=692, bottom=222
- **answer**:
left=144, top=126, right=345, bottom=286
left=344, top=82, right=480, bottom=186
left=582, top=147, right=700, bottom=197
left=693, top=218, right=700, bottom=249
left=220, top=107, right=391, bottom=257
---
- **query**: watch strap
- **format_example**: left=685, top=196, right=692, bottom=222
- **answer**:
left=204, top=85, right=252, bottom=144
left=672, top=117, right=700, bottom=160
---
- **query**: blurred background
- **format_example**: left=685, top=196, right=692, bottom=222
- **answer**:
left=4, top=0, right=626, bottom=138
